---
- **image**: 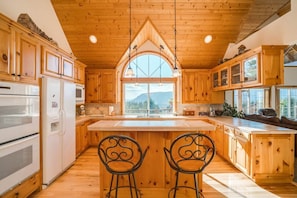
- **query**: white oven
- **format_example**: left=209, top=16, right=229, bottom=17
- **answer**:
left=0, top=133, right=40, bottom=195
left=0, top=81, right=39, bottom=144
left=0, top=81, right=40, bottom=195
left=75, top=84, right=85, bottom=104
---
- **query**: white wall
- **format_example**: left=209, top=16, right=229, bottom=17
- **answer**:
left=0, top=0, right=72, bottom=53
left=224, top=0, right=297, bottom=59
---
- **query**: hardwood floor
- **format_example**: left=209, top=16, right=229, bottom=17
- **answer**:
left=30, top=147, right=297, bottom=198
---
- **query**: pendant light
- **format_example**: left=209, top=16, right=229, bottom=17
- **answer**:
left=172, top=0, right=180, bottom=77
left=126, top=0, right=134, bottom=77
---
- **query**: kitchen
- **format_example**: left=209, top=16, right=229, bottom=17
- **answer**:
left=1, top=0, right=297, bottom=198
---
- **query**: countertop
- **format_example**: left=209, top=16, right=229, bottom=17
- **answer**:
left=77, top=115, right=297, bottom=134
left=87, top=119, right=215, bottom=132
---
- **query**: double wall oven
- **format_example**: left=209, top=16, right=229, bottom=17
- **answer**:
left=0, top=81, right=40, bottom=195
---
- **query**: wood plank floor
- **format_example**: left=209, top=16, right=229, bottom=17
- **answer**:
left=30, top=147, right=297, bottom=198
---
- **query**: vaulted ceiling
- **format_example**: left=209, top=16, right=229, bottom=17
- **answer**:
left=51, top=0, right=290, bottom=69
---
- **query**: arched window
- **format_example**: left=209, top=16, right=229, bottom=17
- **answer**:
left=122, top=53, right=176, bottom=116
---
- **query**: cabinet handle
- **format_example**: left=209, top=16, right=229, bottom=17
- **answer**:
left=1, top=53, right=8, bottom=63
left=14, top=192, right=19, bottom=198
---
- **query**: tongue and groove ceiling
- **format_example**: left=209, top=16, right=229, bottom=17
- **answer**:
left=51, top=0, right=290, bottom=69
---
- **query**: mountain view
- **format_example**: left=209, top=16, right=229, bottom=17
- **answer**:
left=126, top=91, right=173, bottom=113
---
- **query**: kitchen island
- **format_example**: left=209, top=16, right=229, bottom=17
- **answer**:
left=88, top=119, right=215, bottom=197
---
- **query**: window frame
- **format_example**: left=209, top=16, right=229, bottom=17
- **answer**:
left=121, top=52, right=178, bottom=116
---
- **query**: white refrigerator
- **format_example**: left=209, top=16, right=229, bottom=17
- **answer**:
left=41, top=77, right=76, bottom=186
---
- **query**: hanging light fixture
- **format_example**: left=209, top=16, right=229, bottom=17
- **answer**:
left=159, top=44, right=164, bottom=86
left=172, top=0, right=180, bottom=77
left=126, top=0, right=134, bottom=77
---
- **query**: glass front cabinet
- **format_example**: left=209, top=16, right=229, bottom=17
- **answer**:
left=242, top=54, right=260, bottom=86
left=211, top=66, right=229, bottom=91
left=215, top=45, right=285, bottom=91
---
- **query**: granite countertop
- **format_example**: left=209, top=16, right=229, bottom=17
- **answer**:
left=87, top=119, right=215, bottom=132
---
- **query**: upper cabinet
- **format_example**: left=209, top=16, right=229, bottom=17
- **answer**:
left=41, top=45, right=74, bottom=81
left=212, top=65, right=229, bottom=91
left=182, top=69, right=224, bottom=104
left=74, top=60, right=86, bottom=84
left=85, top=69, right=116, bottom=103
left=0, top=18, right=40, bottom=84
left=211, top=45, right=286, bottom=91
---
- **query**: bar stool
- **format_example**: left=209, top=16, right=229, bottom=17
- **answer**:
left=164, top=132, right=215, bottom=198
left=98, top=135, right=148, bottom=198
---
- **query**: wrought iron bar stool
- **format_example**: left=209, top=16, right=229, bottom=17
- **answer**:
left=98, top=135, right=148, bottom=198
left=164, top=132, right=215, bottom=198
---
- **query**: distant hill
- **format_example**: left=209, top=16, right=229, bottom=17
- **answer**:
left=129, top=91, right=173, bottom=108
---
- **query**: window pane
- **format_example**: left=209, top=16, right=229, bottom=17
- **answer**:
left=279, top=88, right=297, bottom=119
left=124, top=83, right=174, bottom=115
left=125, top=54, right=173, bottom=78
left=241, top=89, right=264, bottom=114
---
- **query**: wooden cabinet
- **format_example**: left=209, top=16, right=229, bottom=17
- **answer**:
left=74, top=60, right=86, bottom=84
left=85, top=69, right=116, bottom=103
left=76, top=120, right=93, bottom=157
left=213, top=122, right=224, bottom=156
left=41, top=45, right=74, bottom=81
left=1, top=172, right=41, bottom=198
left=250, top=134, right=294, bottom=183
left=223, top=125, right=236, bottom=163
left=182, top=69, right=224, bottom=104
left=234, top=129, right=250, bottom=175
left=0, top=19, right=39, bottom=84
left=212, top=45, right=286, bottom=91
left=211, top=65, right=229, bottom=91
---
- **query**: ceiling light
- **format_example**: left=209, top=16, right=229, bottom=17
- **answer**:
left=204, top=35, right=212, bottom=44
left=89, top=35, right=97, bottom=43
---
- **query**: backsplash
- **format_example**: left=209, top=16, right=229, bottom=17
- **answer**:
left=77, top=103, right=223, bottom=116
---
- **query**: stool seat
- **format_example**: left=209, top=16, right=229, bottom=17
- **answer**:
left=164, top=132, right=215, bottom=198
left=98, top=135, right=148, bottom=198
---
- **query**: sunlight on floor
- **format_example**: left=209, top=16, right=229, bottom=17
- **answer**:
left=203, top=173, right=279, bottom=198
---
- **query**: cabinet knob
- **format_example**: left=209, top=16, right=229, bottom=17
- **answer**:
left=2, top=53, right=8, bottom=63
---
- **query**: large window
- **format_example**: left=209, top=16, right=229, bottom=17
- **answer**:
left=278, top=87, right=297, bottom=119
left=233, top=88, right=268, bottom=114
left=122, top=54, right=176, bottom=116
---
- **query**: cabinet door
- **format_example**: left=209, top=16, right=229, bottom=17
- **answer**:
left=212, top=71, right=219, bottom=89
left=235, top=139, right=250, bottom=175
left=0, top=21, right=13, bottom=81
left=196, top=72, right=211, bottom=103
left=101, top=71, right=116, bottom=103
left=16, top=31, right=39, bottom=84
left=61, top=56, right=74, bottom=80
left=85, top=73, right=100, bottom=103
left=182, top=71, right=197, bottom=103
left=74, top=60, right=86, bottom=84
left=243, top=54, right=260, bottom=85
left=75, top=124, right=83, bottom=157
left=230, top=62, right=241, bottom=88
left=223, top=126, right=235, bottom=163
left=42, top=46, right=61, bottom=77
left=220, top=68, right=228, bottom=87
left=214, top=123, right=224, bottom=156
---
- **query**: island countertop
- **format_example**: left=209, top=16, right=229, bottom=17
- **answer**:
left=87, top=119, right=215, bottom=132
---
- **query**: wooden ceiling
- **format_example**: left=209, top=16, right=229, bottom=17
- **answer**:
left=51, top=0, right=290, bottom=70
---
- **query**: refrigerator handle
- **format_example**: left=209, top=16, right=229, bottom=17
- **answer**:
left=59, top=109, right=66, bottom=135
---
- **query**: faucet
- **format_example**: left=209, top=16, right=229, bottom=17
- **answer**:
left=146, top=109, right=150, bottom=117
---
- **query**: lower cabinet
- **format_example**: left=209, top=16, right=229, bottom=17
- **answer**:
left=220, top=124, right=294, bottom=184
left=1, top=172, right=41, bottom=198
left=76, top=120, right=94, bottom=157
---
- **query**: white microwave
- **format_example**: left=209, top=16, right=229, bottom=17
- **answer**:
left=75, top=84, right=85, bottom=104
